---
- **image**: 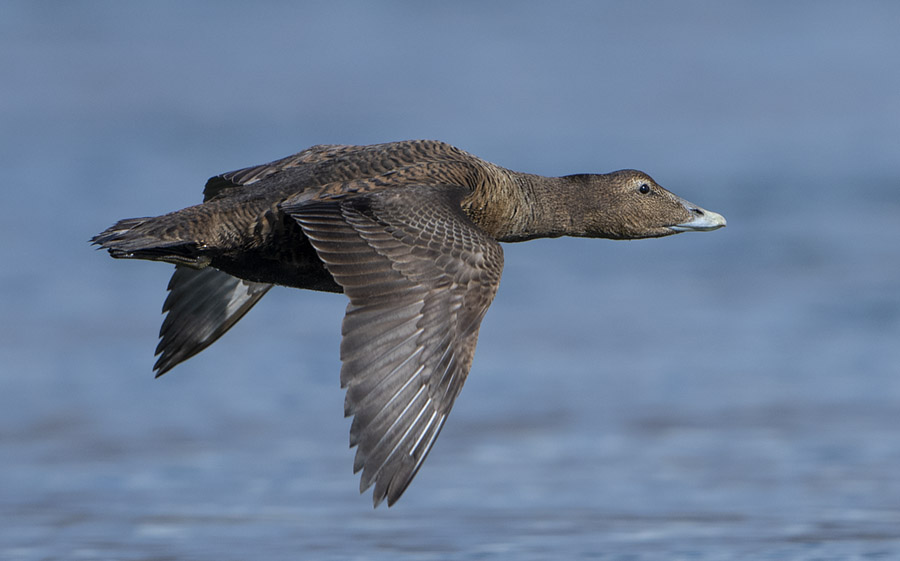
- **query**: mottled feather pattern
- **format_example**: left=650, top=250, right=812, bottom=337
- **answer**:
left=92, top=139, right=725, bottom=507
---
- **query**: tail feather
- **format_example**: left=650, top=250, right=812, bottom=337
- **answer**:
left=92, top=217, right=210, bottom=267
left=93, top=216, right=271, bottom=374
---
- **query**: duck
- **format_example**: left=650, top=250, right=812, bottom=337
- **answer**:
left=92, top=139, right=726, bottom=506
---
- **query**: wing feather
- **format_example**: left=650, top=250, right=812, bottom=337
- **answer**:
left=154, top=266, right=272, bottom=375
left=202, top=144, right=350, bottom=200
left=285, top=184, right=503, bottom=506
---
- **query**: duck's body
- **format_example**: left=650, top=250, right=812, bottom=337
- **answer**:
left=93, top=140, right=725, bottom=506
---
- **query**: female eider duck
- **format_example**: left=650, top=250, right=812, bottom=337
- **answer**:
left=92, top=140, right=725, bottom=506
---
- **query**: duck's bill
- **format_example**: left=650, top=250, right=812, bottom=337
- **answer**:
left=669, top=201, right=727, bottom=232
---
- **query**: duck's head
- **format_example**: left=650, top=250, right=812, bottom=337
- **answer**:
left=572, top=170, right=727, bottom=240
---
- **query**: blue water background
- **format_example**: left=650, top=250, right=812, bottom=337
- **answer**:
left=2, top=2, right=899, bottom=559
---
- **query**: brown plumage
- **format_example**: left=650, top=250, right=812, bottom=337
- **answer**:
left=92, top=139, right=726, bottom=506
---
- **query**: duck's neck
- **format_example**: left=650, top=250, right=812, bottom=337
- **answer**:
left=468, top=172, right=587, bottom=243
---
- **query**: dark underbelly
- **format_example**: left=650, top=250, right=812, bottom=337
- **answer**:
left=211, top=232, right=343, bottom=293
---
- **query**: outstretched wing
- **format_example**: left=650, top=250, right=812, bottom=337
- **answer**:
left=154, top=266, right=272, bottom=376
left=285, top=184, right=504, bottom=506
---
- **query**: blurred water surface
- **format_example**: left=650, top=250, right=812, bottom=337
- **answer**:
left=2, top=2, right=899, bottom=559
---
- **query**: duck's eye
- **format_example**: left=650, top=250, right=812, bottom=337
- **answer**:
left=639, top=183, right=651, bottom=194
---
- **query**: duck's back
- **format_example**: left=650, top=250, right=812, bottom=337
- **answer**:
left=204, top=140, right=488, bottom=205
left=191, top=141, right=499, bottom=283
left=93, top=140, right=496, bottom=289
